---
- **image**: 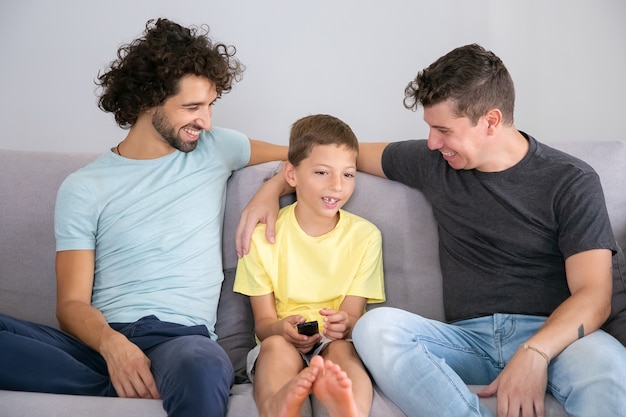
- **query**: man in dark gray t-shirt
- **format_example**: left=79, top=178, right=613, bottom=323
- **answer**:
left=347, top=44, right=626, bottom=417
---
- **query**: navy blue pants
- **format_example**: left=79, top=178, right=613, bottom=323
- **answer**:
left=0, top=313, right=234, bottom=417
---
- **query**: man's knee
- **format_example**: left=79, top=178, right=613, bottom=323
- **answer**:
left=354, top=307, right=422, bottom=346
left=156, top=336, right=233, bottom=417
left=153, top=336, right=233, bottom=386
left=354, top=307, right=398, bottom=339
left=178, top=336, right=233, bottom=383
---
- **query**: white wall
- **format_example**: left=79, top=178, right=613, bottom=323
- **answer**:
left=1, top=0, right=624, bottom=153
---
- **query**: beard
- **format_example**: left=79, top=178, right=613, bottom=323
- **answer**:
left=152, top=108, right=199, bottom=153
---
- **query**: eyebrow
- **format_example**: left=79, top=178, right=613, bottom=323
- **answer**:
left=182, top=97, right=219, bottom=107
left=314, top=163, right=357, bottom=170
left=181, top=102, right=204, bottom=107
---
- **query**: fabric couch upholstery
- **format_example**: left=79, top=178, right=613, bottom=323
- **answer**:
left=1, top=141, right=625, bottom=417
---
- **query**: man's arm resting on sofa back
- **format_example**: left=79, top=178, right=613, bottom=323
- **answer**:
left=356, top=142, right=389, bottom=178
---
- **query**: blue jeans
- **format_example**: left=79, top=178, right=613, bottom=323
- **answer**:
left=352, top=307, right=626, bottom=417
left=0, top=313, right=234, bottom=417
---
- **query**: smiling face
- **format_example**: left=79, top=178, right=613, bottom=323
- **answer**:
left=285, top=144, right=357, bottom=237
left=151, top=74, right=218, bottom=153
left=424, top=100, right=492, bottom=171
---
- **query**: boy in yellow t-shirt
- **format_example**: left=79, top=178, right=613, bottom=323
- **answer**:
left=234, top=114, right=385, bottom=417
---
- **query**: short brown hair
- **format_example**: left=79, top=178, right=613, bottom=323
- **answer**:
left=404, top=44, right=515, bottom=125
left=288, top=114, right=358, bottom=166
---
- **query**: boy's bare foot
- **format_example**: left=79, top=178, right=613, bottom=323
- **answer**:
left=260, top=364, right=320, bottom=417
left=312, top=356, right=359, bottom=417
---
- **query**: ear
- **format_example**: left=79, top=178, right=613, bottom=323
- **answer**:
left=284, top=161, right=298, bottom=188
left=484, top=109, right=502, bottom=134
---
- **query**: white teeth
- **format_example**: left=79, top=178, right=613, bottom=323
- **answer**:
left=323, top=197, right=338, bottom=203
left=184, top=127, right=200, bottom=135
left=442, top=151, right=456, bottom=157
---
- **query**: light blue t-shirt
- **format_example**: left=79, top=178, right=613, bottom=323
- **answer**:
left=54, top=127, right=250, bottom=338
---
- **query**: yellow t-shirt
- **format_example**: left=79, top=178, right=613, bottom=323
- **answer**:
left=234, top=203, right=385, bottom=333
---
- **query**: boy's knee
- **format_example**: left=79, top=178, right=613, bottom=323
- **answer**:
left=324, top=339, right=356, bottom=358
left=259, top=334, right=293, bottom=353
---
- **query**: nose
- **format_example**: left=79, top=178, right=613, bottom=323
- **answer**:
left=427, top=129, right=442, bottom=150
left=196, top=105, right=213, bottom=130
left=329, top=173, right=343, bottom=191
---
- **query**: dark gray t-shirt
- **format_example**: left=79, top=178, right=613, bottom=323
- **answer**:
left=382, top=133, right=616, bottom=322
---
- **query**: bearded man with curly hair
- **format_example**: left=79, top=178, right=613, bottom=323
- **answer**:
left=0, top=18, right=286, bottom=417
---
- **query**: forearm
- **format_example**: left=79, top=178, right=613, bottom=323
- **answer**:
left=356, top=142, right=388, bottom=177
left=55, top=253, right=157, bottom=398
left=262, top=164, right=294, bottom=197
left=526, top=249, right=613, bottom=361
left=254, top=317, right=287, bottom=341
left=525, top=288, right=610, bottom=361
left=248, top=139, right=288, bottom=166
left=57, top=300, right=120, bottom=353
left=55, top=249, right=121, bottom=354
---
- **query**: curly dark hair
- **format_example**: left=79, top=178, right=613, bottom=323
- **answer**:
left=403, top=44, right=515, bottom=126
left=96, top=18, right=244, bottom=128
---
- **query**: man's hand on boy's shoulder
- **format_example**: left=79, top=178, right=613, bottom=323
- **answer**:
left=235, top=188, right=280, bottom=257
left=236, top=166, right=295, bottom=257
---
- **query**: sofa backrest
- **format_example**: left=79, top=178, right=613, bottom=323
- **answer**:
left=1, top=140, right=625, bottom=329
left=0, top=150, right=99, bottom=328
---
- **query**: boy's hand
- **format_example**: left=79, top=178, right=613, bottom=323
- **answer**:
left=282, top=316, right=321, bottom=353
left=320, top=308, right=350, bottom=340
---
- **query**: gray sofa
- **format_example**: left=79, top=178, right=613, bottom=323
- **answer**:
left=1, top=140, right=625, bottom=417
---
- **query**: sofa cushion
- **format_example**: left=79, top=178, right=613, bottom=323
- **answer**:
left=0, top=390, right=165, bottom=417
